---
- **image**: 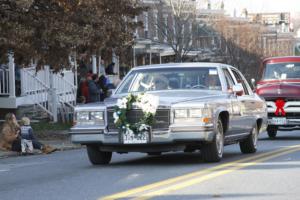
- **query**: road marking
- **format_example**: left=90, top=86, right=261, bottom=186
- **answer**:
left=101, top=145, right=300, bottom=200
left=133, top=147, right=300, bottom=200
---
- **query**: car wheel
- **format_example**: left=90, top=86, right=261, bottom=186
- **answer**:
left=86, top=145, right=112, bottom=165
left=202, top=119, right=224, bottom=162
left=147, top=152, right=162, bottom=156
left=239, top=124, right=258, bottom=154
left=267, top=126, right=277, bottom=139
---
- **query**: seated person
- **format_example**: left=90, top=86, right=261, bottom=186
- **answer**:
left=153, top=75, right=169, bottom=90
left=20, top=117, right=57, bottom=154
left=185, top=77, right=193, bottom=88
left=206, top=75, right=221, bottom=90
left=169, top=78, right=180, bottom=89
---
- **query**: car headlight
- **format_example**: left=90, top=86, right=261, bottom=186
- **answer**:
left=75, top=111, right=104, bottom=125
left=90, top=111, right=104, bottom=121
left=173, top=107, right=213, bottom=123
left=174, top=109, right=188, bottom=118
left=189, top=109, right=202, bottom=118
left=77, top=112, right=89, bottom=121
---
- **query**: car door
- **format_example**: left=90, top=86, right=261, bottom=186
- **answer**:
left=230, top=68, right=256, bottom=133
left=222, top=67, right=244, bottom=135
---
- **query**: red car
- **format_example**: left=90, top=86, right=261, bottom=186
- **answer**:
left=256, top=56, right=300, bottom=138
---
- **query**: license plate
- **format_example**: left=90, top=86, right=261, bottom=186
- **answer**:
left=271, top=117, right=287, bottom=125
left=123, top=131, right=149, bottom=144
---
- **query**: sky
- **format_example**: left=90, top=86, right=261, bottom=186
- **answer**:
left=208, top=0, right=300, bottom=16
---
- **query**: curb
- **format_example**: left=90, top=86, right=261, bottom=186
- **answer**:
left=0, top=144, right=83, bottom=159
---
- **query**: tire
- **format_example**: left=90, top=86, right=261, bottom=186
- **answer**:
left=202, top=119, right=224, bottom=162
left=86, top=145, right=112, bottom=165
left=239, top=124, right=258, bottom=154
left=267, top=126, right=277, bottom=139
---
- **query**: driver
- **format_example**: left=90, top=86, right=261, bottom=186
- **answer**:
left=206, top=75, right=221, bottom=90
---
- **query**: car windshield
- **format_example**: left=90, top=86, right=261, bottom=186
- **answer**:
left=263, top=62, right=300, bottom=80
left=116, top=67, right=222, bottom=94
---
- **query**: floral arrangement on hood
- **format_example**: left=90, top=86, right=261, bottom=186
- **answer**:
left=113, top=93, right=159, bottom=136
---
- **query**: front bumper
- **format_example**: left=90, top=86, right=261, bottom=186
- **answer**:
left=268, top=118, right=300, bottom=126
left=70, top=124, right=215, bottom=145
left=268, top=115, right=300, bottom=126
left=267, top=101, right=300, bottom=126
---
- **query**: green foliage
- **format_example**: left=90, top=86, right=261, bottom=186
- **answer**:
left=31, top=121, right=72, bottom=132
left=114, top=94, right=156, bottom=134
left=0, top=0, right=145, bottom=70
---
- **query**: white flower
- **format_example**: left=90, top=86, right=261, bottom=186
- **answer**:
left=137, top=94, right=159, bottom=114
left=125, top=128, right=134, bottom=136
left=117, top=97, right=128, bottom=109
left=139, top=124, right=149, bottom=131
left=113, top=112, right=119, bottom=123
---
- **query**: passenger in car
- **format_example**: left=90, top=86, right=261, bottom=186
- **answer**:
left=153, top=75, right=169, bottom=90
left=169, top=78, right=180, bottom=89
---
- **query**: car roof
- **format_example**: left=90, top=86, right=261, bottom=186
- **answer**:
left=133, top=62, right=233, bottom=70
left=262, top=56, right=300, bottom=64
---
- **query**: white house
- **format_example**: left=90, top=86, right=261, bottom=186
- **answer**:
left=0, top=54, right=77, bottom=122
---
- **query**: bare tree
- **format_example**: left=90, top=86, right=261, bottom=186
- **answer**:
left=213, top=17, right=264, bottom=79
left=148, top=0, right=197, bottom=62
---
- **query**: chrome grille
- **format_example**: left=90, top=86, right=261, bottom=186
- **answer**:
left=107, top=109, right=170, bottom=131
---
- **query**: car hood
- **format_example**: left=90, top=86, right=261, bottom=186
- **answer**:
left=104, top=90, right=226, bottom=108
left=256, top=81, right=300, bottom=99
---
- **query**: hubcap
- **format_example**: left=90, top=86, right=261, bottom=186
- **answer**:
left=216, top=121, right=224, bottom=156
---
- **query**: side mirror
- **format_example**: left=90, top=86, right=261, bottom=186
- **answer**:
left=232, top=83, right=244, bottom=96
left=251, top=78, right=256, bottom=89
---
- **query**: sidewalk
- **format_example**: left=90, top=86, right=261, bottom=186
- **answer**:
left=0, top=130, right=82, bottom=159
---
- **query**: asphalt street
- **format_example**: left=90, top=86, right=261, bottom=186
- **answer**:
left=1, top=131, right=300, bottom=200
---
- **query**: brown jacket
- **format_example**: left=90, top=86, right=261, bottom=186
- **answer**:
left=0, top=122, right=20, bottom=151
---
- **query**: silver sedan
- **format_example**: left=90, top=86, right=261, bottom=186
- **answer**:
left=70, top=63, right=268, bottom=164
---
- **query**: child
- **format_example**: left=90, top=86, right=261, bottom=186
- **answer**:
left=20, top=117, right=57, bottom=154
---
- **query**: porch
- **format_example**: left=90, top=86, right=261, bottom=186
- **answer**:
left=0, top=54, right=77, bottom=122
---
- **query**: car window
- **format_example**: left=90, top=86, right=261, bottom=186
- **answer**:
left=117, top=73, right=135, bottom=94
left=222, top=68, right=234, bottom=89
left=231, top=69, right=250, bottom=95
left=115, top=67, right=223, bottom=94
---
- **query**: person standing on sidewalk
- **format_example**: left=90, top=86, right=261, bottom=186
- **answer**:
left=88, top=74, right=101, bottom=102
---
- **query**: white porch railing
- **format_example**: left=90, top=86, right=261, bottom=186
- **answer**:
left=20, top=66, right=77, bottom=122
left=0, top=67, right=9, bottom=96
left=53, top=70, right=77, bottom=108
left=21, top=67, right=53, bottom=117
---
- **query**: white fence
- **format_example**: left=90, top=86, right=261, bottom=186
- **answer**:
left=20, top=66, right=77, bottom=121
left=0, top=67, right=9, bottom=96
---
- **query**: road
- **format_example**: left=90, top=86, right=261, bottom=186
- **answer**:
left=1, top=131, right=300, bottom=200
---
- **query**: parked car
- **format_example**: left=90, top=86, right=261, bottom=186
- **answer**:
left=255, top=56, right=300, bottom=138
left=70, top=63, right=267, bottom=164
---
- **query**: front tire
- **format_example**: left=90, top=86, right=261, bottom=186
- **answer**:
left=267, top=126, right=277, bottom=139
left=202, top=119, right=224, bottom=162
left=239, top=124, right=258, bottom=154
left=86, top=145, right=112, bottom=165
